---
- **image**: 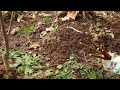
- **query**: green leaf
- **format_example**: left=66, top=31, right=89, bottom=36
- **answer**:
left=88, top=72, right=97, bottom=79
left=24, top=67, right=33, bottom=76
left=22, top=24, right=37, bottom=36
left=43, top=16, right=53, bottom=24
left=18, top=66, right=25, bottom=73
left=32, top=65, right=43, bottom=70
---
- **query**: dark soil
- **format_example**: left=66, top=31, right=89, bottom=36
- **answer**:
left=40, top=28, right=92, bottom=65
left=0, top=11, right=120, bottom=79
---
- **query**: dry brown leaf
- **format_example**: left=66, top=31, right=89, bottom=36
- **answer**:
left=67, top=11, right=79, bottom=20
left=17, top=15, right=24, bottom=22
left=38, top=13, right=52, bottom=17
left=32, top=13, right=36, bottom=19
left=28, top=43, right=40, bottom=50
left=10, top=27, right=20, bottom=35
left=109, top=33, right=114, bottom=38
left=61, top=11, right=79, bottom=21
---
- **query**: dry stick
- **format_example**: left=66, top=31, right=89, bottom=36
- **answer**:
left=84, top=36, right=111, bottom=60
left=89, top=54, right=107, bottom=60
left=67, top=26, right=112, bottom=60
left=99, top=49, right=112, bottom=60
left=0, top=11, right=10, bottom=71
left=7, top=11, right=14, bottom=35
left=80, top=40, right=111, bottom=60
left=80, top=42, right=102, bottom=54
left=85, top=35, right=112, bottom=60
left=82, top=11, right=86, bottom=19
left=87, top=37, right=98, bottom=48
left=87, top=36, right=112, bottom=59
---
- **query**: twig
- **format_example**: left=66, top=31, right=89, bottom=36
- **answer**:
left=67, top=26, right=83, bottom=34
left=7, top=11, right=14, bottom=35
left=82, top=11, right=86, bottom=19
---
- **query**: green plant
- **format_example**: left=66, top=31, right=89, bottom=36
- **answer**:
left=2, top=11, right=23, bottom=21
left=43, top=16, right=53, bottom=24
left=21, top=23, right=38, bottom=37
left=17, top=57, right=43, bottom=76
left=9, top=50, right=26, bottom=60
left=79, top=63, right=98, bottom=79
left=9, top=50, right=44, bottom=76
left=54, top=54, right=78, bottom=79
left=54, top=53, right=99, bottom=79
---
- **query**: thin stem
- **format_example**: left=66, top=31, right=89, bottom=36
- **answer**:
left=7, top=11, right=14, bottom=35
left=56, top=11, right=59, bottom=30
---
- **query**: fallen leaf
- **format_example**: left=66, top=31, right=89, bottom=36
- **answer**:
left=28, top=43, right=40, bottom=50
left=45, top=26, right=54, bottom=32
left=10, top=27, right=20, bottom=35
left=57, top=64, right=63, bottom=69
left=32, top=13, right=36, bottom=19
left=40, top=31, right=47, bottom=38
left=61, top=11, right=79, bottom=21
left=61, top=16, right=69, bottom=21
left=109, top=33, right=114, bottom=38
left=38, top=13, right=52, bottom=17
left=68, top=11, right=79, bottom=20
left=37, top=22, right=42, bottom=26
left=17, top=15, right=24, bottom=22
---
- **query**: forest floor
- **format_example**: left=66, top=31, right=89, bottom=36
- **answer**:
left=0, top=11, right=120, bottom=79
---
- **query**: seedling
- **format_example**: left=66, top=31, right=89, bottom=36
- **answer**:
left=43, top=16, right=53, bottom=24
left=21, top=23, right=38, bottom=43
